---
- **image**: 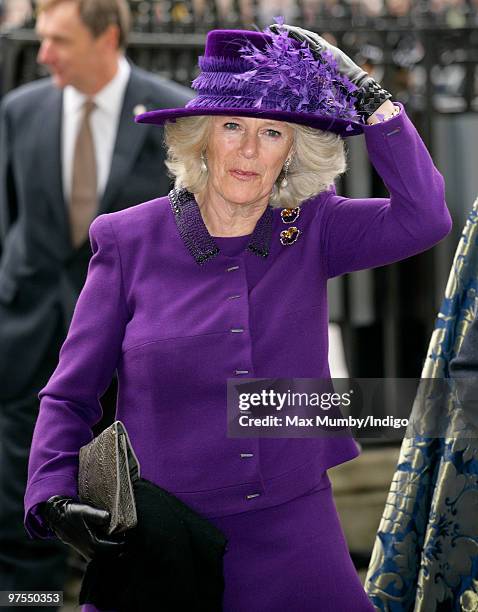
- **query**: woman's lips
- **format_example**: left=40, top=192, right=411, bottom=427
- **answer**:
left=229, top=169, right=259, bottom=181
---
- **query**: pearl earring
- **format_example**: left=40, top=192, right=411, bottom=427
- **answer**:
left=281, top=159, right=291, bottom=189
left=200, top=152, right=207, bottom=173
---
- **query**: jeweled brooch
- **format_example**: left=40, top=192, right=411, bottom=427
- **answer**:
left=280, top=226, right=301, bottom=246
left=280, top=207, right=300, bottom=224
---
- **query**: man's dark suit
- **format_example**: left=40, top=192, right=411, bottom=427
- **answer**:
left=0, top=63, right=192, bottom=601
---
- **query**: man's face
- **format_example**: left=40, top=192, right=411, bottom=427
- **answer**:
left=36, top=0, right=112, bottom=92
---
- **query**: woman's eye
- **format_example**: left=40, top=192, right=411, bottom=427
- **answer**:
left=224, top=122, right=240, bottom=130
left=265, top=129, right=281, bottom=138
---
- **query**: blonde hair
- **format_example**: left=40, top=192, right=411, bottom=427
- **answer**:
left=164, top=115, right=347, bottom=208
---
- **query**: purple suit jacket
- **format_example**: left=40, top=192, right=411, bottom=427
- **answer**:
left=24, top=104, right=452, bottom=538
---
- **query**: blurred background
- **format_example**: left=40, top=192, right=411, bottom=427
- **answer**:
left=1, top=0, right=477, bottom=605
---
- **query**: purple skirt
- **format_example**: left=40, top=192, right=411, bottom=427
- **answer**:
left=82, top=477, right=373, bottom=612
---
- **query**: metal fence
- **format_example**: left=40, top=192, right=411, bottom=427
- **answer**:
left=2, top=24, right=477, bottom=127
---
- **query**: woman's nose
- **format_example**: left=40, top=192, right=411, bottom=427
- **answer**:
left=240, top=133, right=259, bottom=158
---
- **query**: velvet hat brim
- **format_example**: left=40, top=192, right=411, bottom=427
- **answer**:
left=135, top=106, right=364, bottom=137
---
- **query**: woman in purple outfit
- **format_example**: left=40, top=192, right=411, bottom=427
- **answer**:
left=24, top=22, right=451, bottom=611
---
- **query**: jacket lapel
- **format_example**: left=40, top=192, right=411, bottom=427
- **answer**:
left=98, top=68, right=151, bottom=215
left=38, top=86, right=71, bottom=249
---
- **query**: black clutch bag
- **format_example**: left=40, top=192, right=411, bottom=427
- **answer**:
left=78, top=420, right=140, bottom=535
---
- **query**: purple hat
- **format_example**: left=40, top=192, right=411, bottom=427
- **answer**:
left=135, top=24, right=365, bottom=137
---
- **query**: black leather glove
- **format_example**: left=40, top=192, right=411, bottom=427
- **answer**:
left=269, top=23, right=393, bottom=120
left=42, top=495, right=125, bottom=562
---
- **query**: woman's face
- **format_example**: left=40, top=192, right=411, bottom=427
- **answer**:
left=204, top=116, right=294, bottom=208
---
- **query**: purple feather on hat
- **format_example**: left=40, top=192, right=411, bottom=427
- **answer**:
left=231, top=18, right=360, bottom=121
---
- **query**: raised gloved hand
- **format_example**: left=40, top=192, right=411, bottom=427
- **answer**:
left=42, top=495, right=125, bottom=562
left=269, top=23, right=393, bottom=121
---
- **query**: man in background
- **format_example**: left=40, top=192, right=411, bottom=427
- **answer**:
left=0, top=0, right=191, bottom=602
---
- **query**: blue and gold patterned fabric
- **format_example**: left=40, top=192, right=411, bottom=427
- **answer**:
left=365, top=197, right=478, bottom=611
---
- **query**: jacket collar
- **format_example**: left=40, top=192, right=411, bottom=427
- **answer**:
left=169, top=188, right=273, bottom=265
left=98, top=65, right=151, bottom=216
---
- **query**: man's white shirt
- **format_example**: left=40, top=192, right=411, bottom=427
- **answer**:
left=61, top=55, right=131, bottom=203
